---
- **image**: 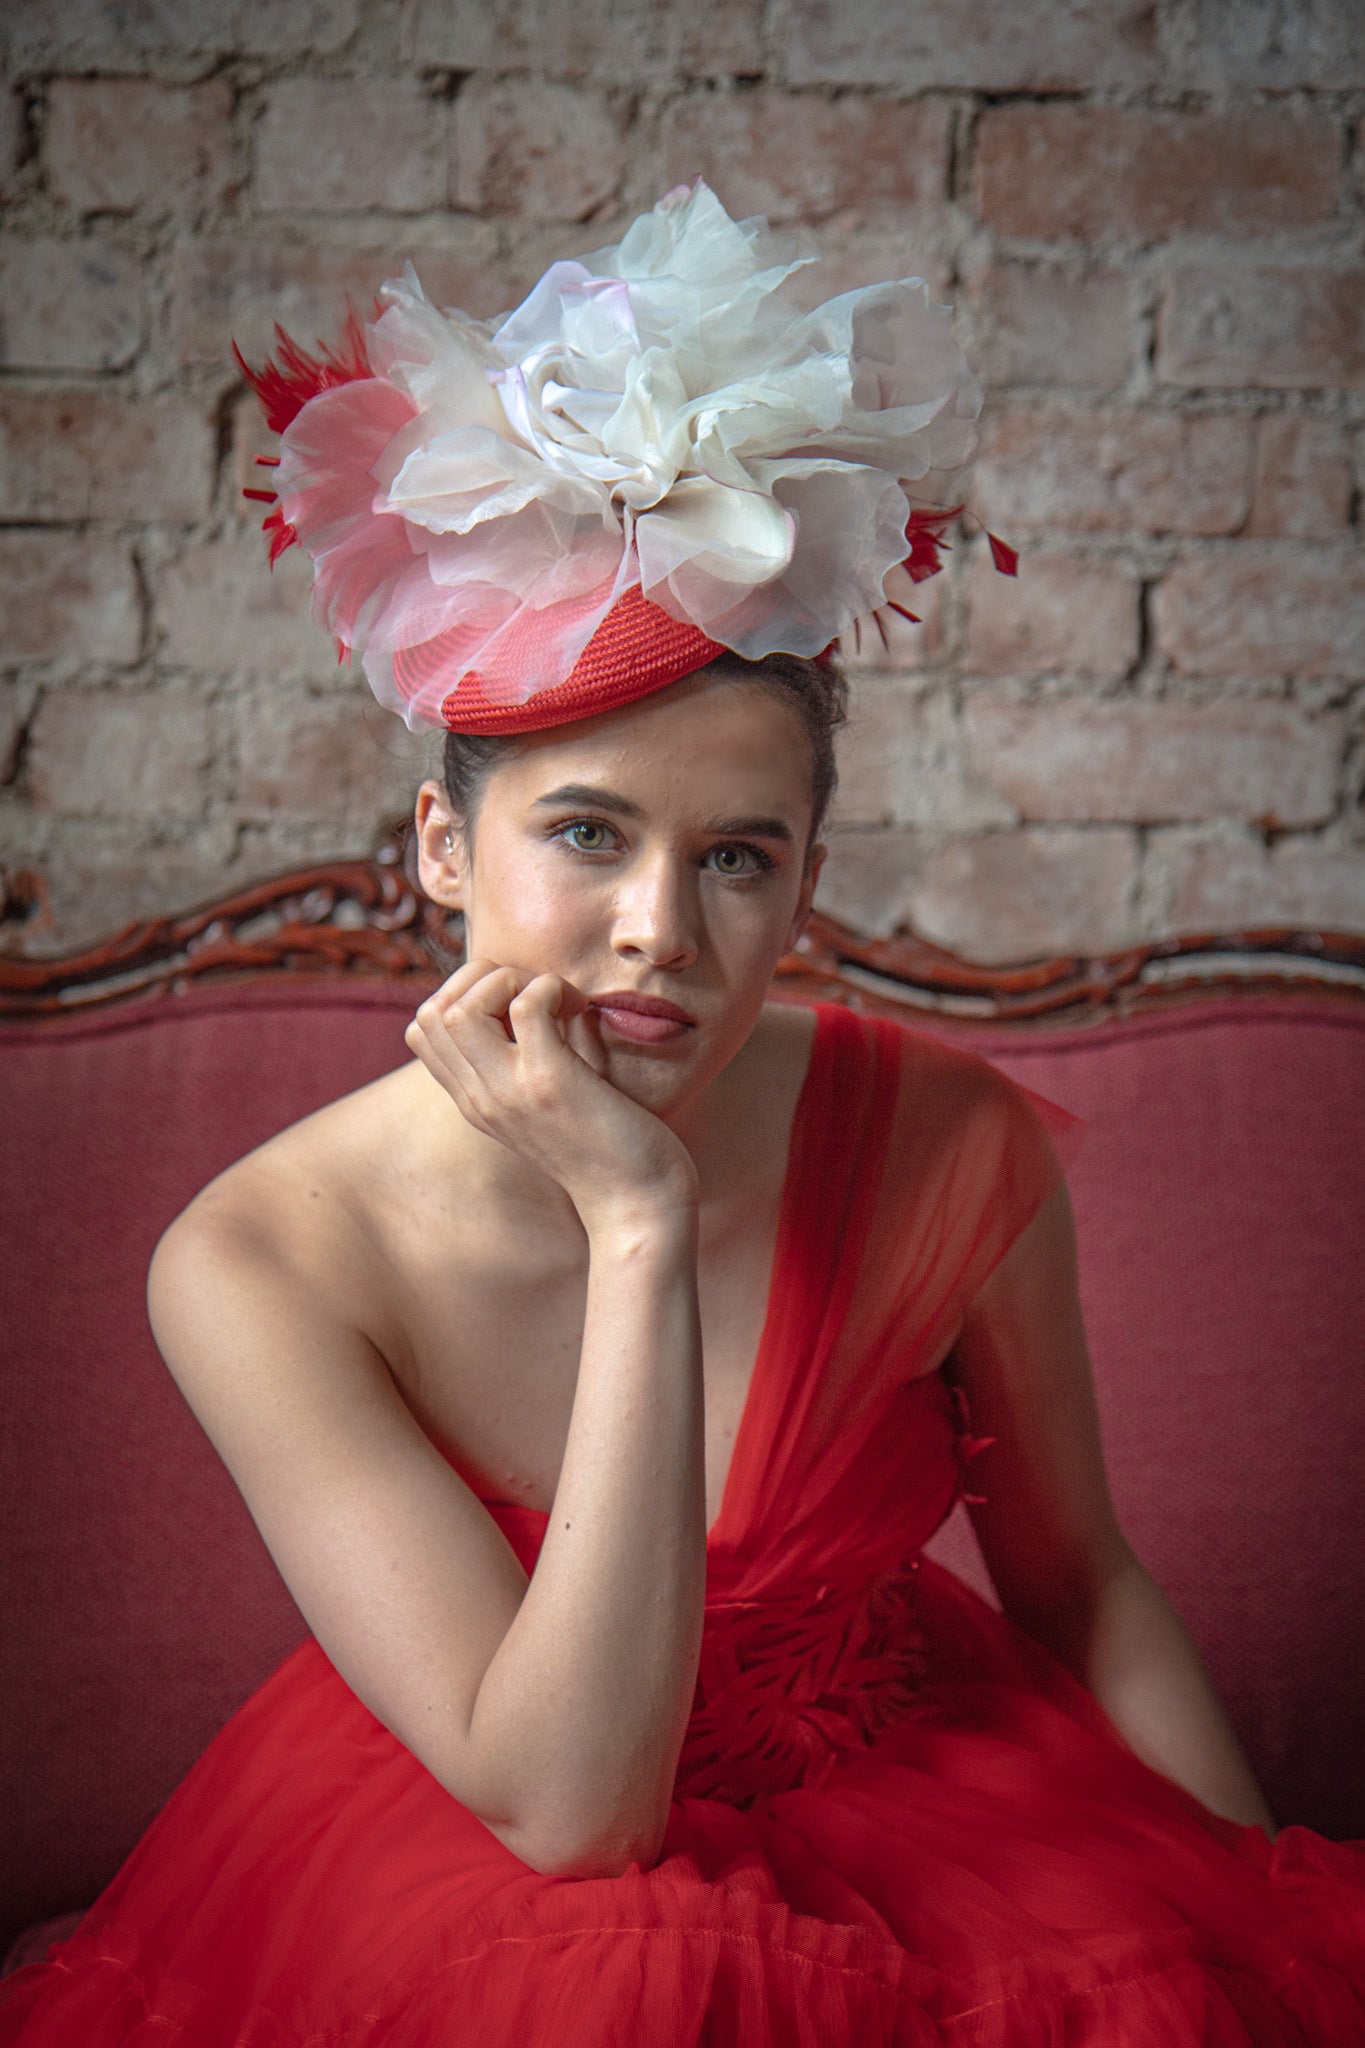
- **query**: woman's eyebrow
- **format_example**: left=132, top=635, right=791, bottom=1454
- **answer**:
left=707, top=814, right=794, bottom=843
left=531, top=784, right=793, bottom=843
left=531, top=782, right=644, bottom=818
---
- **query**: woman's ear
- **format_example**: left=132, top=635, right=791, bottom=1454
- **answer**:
left=787, top=840, right=826, bottom=952
left=413, top=779, right=466, bottom=912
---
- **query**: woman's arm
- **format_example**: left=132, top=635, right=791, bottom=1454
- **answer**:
left=946, top=1178, right=1278, bottom=1838
left=150, top=965, right=709, bottom=1880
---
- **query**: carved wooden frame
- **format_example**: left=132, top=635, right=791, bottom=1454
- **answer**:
left=2, top=825, right=1362, bottom=1028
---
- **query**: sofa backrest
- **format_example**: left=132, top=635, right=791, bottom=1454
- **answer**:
left=1, top=979, right=1362, bottom=1951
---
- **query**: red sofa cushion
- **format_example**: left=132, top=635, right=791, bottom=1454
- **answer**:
left=1, top=980, right=1361, bottom=1959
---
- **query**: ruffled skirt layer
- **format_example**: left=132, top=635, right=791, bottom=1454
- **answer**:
left=4, top=1562, right=1363, bottom=2047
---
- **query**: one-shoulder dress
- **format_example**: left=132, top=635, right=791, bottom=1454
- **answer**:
left=3, top=1001, right=1363, bottom=2045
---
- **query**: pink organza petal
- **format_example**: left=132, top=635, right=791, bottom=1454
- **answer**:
left=275, top=379, right=420, bottom=648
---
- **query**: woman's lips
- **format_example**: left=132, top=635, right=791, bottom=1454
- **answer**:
left=589, top=994, right=696, bottom=1045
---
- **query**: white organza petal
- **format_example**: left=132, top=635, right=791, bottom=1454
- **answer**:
left=636, top=478, right=796, bottom=631
left=362, top=552, right=514, bottom=662
left=412, top=496, right=623, bottom=609
left=750, top=457, right=910, bottom=636
left=685, top=357, right=852, bottom=482
left=369, top=267, right=504, bottom=432
left=492, top=260, right=598, bottom=360
left=385, top=426, right=611, bottom=537
left=556, top=276, right=639, bottom=368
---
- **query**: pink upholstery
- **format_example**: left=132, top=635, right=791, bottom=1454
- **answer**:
left=1, top=980, right=1362, bottom=1966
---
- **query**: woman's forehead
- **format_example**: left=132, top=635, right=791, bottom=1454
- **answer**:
left=497, top=681, right=813, bottom=813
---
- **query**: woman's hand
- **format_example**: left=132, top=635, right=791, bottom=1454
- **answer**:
left=404, top=959, right=699, bottom=1231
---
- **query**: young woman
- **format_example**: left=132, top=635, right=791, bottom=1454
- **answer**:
left=3, top=183, right=1362, bottom=2045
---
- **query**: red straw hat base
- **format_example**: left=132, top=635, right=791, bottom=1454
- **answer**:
left=414, top=589, right=727, bottom=735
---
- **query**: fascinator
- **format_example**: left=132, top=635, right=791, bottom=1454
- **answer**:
left=237, top=180, right=1015, bottom=735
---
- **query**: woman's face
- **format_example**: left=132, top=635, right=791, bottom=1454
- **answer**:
left=415, top=674, right=826, bottom=1122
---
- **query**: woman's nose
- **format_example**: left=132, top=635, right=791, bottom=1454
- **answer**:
left=611, top=855, right=700, bottom=972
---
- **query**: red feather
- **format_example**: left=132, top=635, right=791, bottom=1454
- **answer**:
left=903, top=504, right=963, bottom=584
left=232, top=302, right=374, bottom=438
left=261, top=504, right=299, bottom=565
left=233, top=304, right=375, bottom=564
left=987, top=531, right=1020, bottom=577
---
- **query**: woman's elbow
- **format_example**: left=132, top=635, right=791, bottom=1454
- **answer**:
left=491, top=1805, right=670, bottom=1880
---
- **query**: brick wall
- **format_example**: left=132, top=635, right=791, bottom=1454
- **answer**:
left=1, top=0, right=1361, bottom=962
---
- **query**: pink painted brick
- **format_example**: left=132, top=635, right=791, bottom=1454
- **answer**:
left=171, top=236, right=512, bottom=367
left=453, top=79, right=626, bottom=220
left=815, top=828, right=931, bottom=934
left=156, top=536, right=335, bottom=675
left=658, top=91, right=949, bottom=225
left=973, top=408, right=1253, bottom=535
left=234, top=686, right=426, bottom=820
left=1161, top=831, right=1365, bottom=933
left=1155, top=549, right=1365, bottom=679
left=411, top=0, right=763, bottom=81
left=0, top=85, right=22, bottom=197
left=965, top=262, right=1131, bottom=390
left=828, top=682, right=1013, bottom=830
left=22, top=828, right=243, bottom=955
left=783, top=230, right=952, bottom=312
left=780, top=0, right=1157, bottom=89
left=0, top=238, right=142, bottom=371
left=0, top=392, right=212, bottom=522
left=1247, top=416, right=1353, bottom=538
left=975, top=106, right=1339, bottom=242
left=1173, top=0, right=1365, bottom=91
left=0, top=532, right=140, bottom=664
left=964, top=696, right=1342, bottom=828
left=45, top=78, right=234, bottom=214
left=910, top=826, right=1139, bottom=961
left=28, top=686, right=214, bottom=819
left=1158, top=267, right=1365, bottom=392
left=253, top=80, right=445, bottom=214
left=3, top=0, right=359, bottom=61
left=0, top=682, right=35, bottom=784
left=964, top=551, right=1139, bottom=676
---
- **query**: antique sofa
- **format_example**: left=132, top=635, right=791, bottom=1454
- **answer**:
left=2, top=838, right=1363, bottom=1973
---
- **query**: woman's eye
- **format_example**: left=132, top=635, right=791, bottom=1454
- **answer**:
left=708, top=843, right=771, bottom=877
left=560, top=820, right=614, bottom=852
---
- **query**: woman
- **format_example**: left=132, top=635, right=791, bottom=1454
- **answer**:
left=3, top=181, right=1362, bottom=2045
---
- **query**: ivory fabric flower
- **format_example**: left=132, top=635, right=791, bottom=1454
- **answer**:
left=249, top=180, right=986, bottom=729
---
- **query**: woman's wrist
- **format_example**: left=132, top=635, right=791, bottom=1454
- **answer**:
left=577, top=1181, right=700, bottom=1253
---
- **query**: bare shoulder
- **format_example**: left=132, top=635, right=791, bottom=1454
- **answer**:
left=149, top=1060, right=423, bottom=1355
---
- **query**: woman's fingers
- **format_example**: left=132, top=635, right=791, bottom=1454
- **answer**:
left=407, top=961, right=620, bottom=1166
left=564, top=1002, right=609, bottom=1078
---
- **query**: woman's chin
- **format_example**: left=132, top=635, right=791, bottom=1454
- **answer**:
left=601, top=1038, right=708, bottom=1116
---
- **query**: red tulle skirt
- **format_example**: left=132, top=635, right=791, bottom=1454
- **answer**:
left=3, top=1556, right=1363, bottom=2047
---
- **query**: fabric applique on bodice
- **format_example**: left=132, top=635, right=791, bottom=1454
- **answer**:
left=486, top=1375, right=995, bottom=1809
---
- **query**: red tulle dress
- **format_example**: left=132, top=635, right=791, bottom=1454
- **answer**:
left=4, top=1001, right=1364, bottom=2046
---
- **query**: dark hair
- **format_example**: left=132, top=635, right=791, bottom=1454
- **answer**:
left=441, top=651, right=848, bottom=853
